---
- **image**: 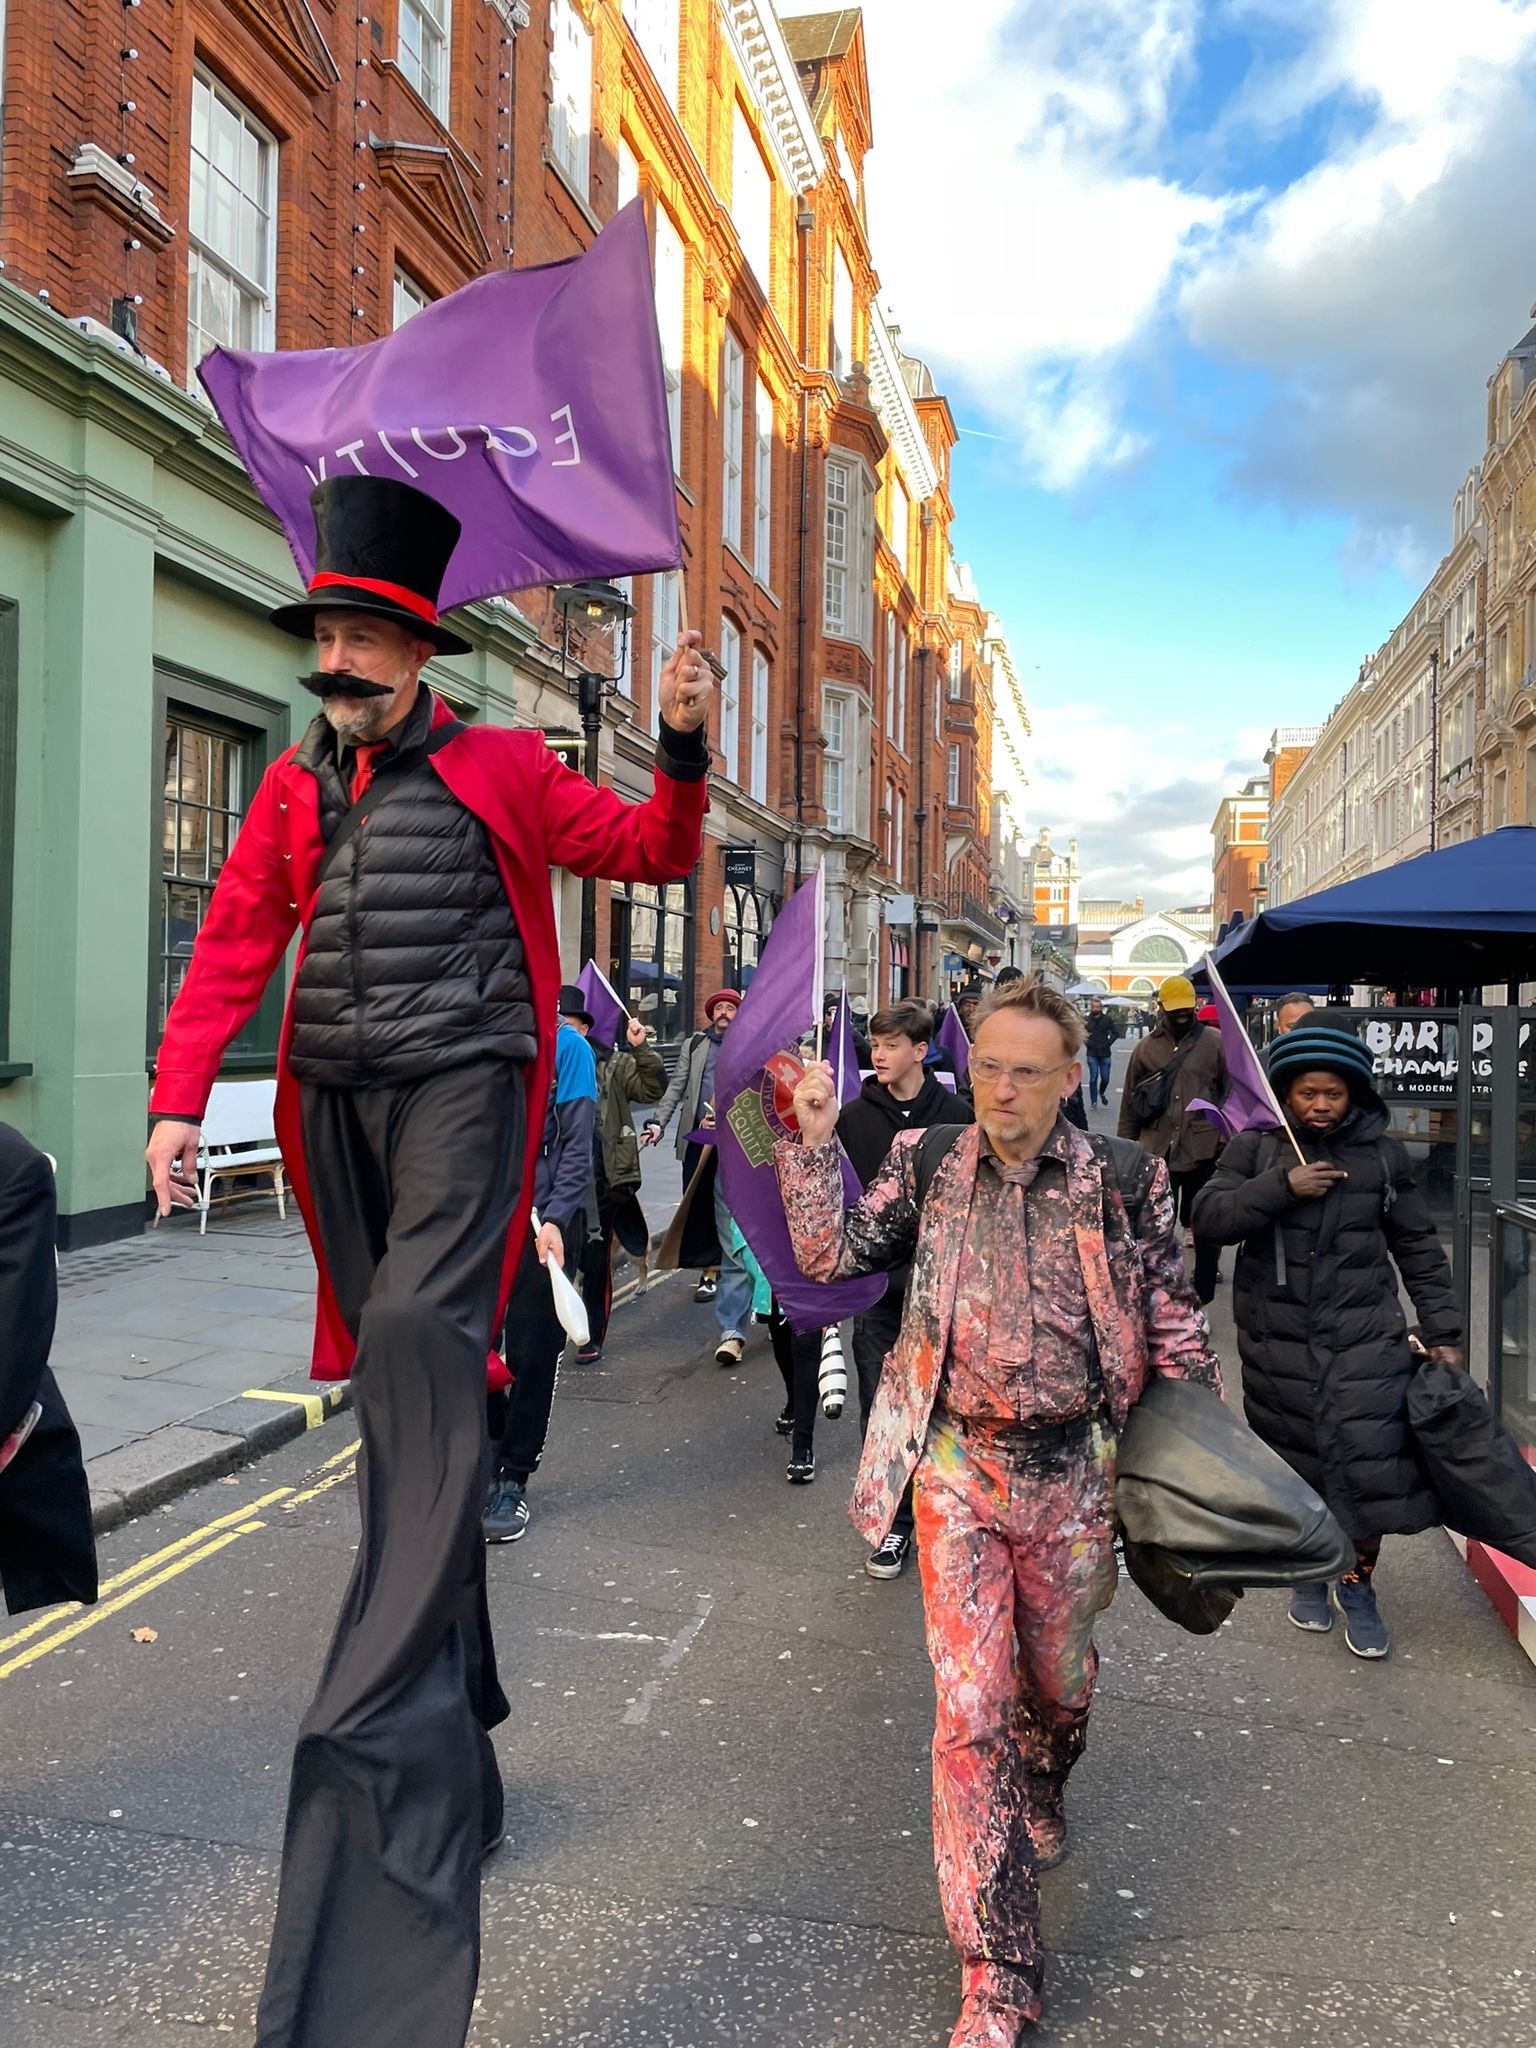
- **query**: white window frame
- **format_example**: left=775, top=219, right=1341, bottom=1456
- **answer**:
left=719, top=616, right=741, bottom=785
left=822, top=683, right=868, bottom=837
left=948, top=639, right=963, bottom=699
left=722, top=331, right=745, bottom=553
left=187, top=70, right=277, bottom=383
left=823, top=455, right=874, bottom=651
left=398, top=0, right=452, bottom=122
left=548, top=0, right=593, bottom=200
left=753, top=377, right=774, bottom=580
left=617, top=138, right=640, bottom=212
left=749, top=646, right=769, bottom=803
left=392, top=268, right=429, bottom=329
left=831, top=244, right=854, bottom=381
left=883, top=614, right=896, bottom=739
left=732, top=105, right=773, bottom=296
left=650, top=570, right=679, bottom=736
left=888, top=478, right=909, bottom=579
left=622, top=0, right=678, bottom=110
left=892, top=785, right=905, bottom=884
left=653, top=207, right=685, bottom=475
left=823, top=687, right=849, bottom=833
left=896, top=634, right=908, bottom=751
left=947, top=742, right=961, bottom=807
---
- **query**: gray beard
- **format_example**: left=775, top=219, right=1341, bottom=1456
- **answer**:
left=322, top=697, right=395, bottom=743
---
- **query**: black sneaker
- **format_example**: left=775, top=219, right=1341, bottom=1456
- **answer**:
left=774, top=1404, right=794, bottom=1437
left=694, top=1273, right=718, bottom=1303
left=865, top=1530, right=911, bottom=1580
left=786, top=1448, right=816, bottom=1484
left=483, top=1477, right=529, bottom=1544
left=575, top=1341, right=603, bottom=1365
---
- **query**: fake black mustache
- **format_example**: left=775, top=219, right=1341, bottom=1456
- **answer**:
left=299, top=672, right=393, bottom=700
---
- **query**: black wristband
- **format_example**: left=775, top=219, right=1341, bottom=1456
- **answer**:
left=656, top=716, right=709, bottom=783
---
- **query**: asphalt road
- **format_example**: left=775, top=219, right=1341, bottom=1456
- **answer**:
left=1, top=1266, right=1533, bottom=2047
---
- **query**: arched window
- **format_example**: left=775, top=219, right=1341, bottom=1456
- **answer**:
left=1127, top=976, right=1156, bottom=997
left=612, top=877, right=694, bottom=1046
left=726, top=884, right=776, bottom=990
left=1128, top=933, right=1186, bottom=967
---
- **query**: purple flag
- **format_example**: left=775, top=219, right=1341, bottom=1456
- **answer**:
left=197, top=201, right=681, bottom=609
left=1190, top=954, right=1285, bottom=1139
left=716, top=870, right=885, bottom=1333
left=935, top=1002, right=971, bottom=1080
left=576, top=959, right=628, bottom=1049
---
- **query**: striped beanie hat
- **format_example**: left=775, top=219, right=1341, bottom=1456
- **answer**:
left=1268, top=1020, right=1377, bottom=1098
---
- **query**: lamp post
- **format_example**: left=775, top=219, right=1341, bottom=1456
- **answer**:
left=551, top=578, right=635, bottom=967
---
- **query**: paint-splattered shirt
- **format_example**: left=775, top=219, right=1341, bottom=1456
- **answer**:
left=942, top=1123, right=1096, bottom=1424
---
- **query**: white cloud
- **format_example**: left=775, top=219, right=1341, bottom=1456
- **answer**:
left=851, top=0, right=1227, bottom=487
left=850, top=0, right=1536, bottom=544
left=1009, top=704, right=1271, bottom=907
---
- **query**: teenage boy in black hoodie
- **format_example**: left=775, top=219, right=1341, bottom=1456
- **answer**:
left=838, top=999, right=973, bottom=1579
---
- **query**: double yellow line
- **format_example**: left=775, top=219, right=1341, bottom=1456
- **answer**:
left=0, top=1437, right=360, bottom=1685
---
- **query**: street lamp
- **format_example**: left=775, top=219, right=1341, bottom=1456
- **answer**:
left=551, top=578, right=635, bottom=965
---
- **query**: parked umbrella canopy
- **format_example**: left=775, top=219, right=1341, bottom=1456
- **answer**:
left=1210, top=827, right=1536, bottom=988
left=1065, top=981, right=1108, bottom=997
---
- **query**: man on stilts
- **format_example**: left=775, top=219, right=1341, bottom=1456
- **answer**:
left=145, top=473, right=710, bottom=2048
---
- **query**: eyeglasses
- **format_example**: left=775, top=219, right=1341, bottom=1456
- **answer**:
left=969, top=1055, right=1073, bottom=1090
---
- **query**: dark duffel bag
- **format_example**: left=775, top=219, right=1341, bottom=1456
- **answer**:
left=1406, top=1361, right=1536, bottom=1568
left=1115, top=1376, right=1353, bottom=1635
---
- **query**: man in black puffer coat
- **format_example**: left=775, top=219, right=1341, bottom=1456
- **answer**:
left=1192, top=1018, right=1461, bottom=1660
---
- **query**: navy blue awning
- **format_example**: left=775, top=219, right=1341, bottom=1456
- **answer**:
left=1209, top=827, right=1536, bottom=987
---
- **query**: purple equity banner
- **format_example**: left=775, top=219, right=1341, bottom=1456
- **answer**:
left=197, top=201, right=681, bottom=610
left=716, top=870, right=885, bottom=1333
left=576, top=959, right=628, bottom=1049
left=830, top=990, right=862, bottom=1114
left=1190, top=953, right=1287, bottom=1139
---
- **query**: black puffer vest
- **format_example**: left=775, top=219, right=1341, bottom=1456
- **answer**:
left=288, top=696, right=537, bottom=1086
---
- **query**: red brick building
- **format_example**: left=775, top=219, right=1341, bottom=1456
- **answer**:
left=0, top=0, right=1008, bottom=1053
left=1211, top=775, right=1270, bottom=931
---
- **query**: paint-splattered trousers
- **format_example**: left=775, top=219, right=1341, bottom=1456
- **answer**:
left=913, top=1409, right=1119, bottom=2009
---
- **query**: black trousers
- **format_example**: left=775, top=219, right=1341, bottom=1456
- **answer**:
left=1170, top=1161, right=1221, bottom=1305
left=256, top=1059, right=524, bottom=2048
left=852, top=1290, right=915, bottom=1541
left=579, top=1180, right=618, bottom=1351
left=767, top=1305, right=822, bottom=1456
left=491, top=1230, right=567, bottom=1484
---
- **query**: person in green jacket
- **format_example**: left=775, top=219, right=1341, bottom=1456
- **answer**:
left=578, top=1010, right=666, bottom=1361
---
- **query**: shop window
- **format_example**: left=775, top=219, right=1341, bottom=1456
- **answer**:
left=614, top=877, right=693, bottom=1046
left=154, top=675, right=288, bottom=1066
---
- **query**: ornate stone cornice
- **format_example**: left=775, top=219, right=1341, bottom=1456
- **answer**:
left=720, top=3, right=823, bottom=195
left=67, top=144, right=175, bottom=250
left=223, top=0, right=341, bottom=96
left=370, top=139, right=493, bottom=273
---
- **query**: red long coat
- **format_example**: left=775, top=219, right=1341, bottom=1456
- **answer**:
left=151, top=694, right=707, bottom=1389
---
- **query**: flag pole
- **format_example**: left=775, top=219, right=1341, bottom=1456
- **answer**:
left=1205, top=954, right=1308, bottom=1166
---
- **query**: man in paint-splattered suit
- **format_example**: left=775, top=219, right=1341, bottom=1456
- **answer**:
left=777, top=977, right=1219, bottom=2048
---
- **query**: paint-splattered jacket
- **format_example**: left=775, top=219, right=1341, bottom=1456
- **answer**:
left=775, top=1119, right=1222, bottom=1544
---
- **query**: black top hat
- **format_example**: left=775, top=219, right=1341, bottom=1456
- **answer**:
left=269, top=475, right=473, bottom=657
left=557, top=984, right=595, bottom=1028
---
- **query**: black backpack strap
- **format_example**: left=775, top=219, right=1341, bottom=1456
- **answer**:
left=911, top=1120, right=966, bottom=1210
left=1087, top=1132, right=1153, bottom=1233
left=315, top=717, right=465, bottom=885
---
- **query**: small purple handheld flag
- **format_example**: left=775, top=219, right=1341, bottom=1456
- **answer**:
left=1189, top=954, right=1286, bottom=1140
left=935, top=1002, right=971, bottom=1081
left=715, top=871, right=885, bottom=1332
left=576, top=960, right=628, bottom=1049
left=197, top=201, right=681, bottom=610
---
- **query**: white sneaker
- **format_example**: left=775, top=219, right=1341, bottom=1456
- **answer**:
left=714, top=1334, right=745, bottom=1368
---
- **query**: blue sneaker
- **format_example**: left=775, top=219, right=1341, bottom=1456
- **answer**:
left=1331, top=1576, right=1391, bottom=1658
left=1287, top=1581, right=1333, bottom=1633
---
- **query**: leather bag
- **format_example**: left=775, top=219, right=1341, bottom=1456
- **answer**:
left=1115, top=1376, right=1353, bottom=1634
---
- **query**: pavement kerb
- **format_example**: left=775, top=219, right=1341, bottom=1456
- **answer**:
left=86, top=1377, right=354, bottom=1536
left=80, top=1256, right=678, bottom=1536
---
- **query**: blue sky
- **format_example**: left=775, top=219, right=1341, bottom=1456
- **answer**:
left=842, top=0, right=1536, bottom=902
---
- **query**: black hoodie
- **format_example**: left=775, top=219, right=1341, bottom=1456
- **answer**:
left=837, top=1069, right=974, bottom=1192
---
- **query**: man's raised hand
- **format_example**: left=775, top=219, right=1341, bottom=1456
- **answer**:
left=657, top=630, right=710, bottom=733
left=790, top=1061, right=839, bottom=1150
